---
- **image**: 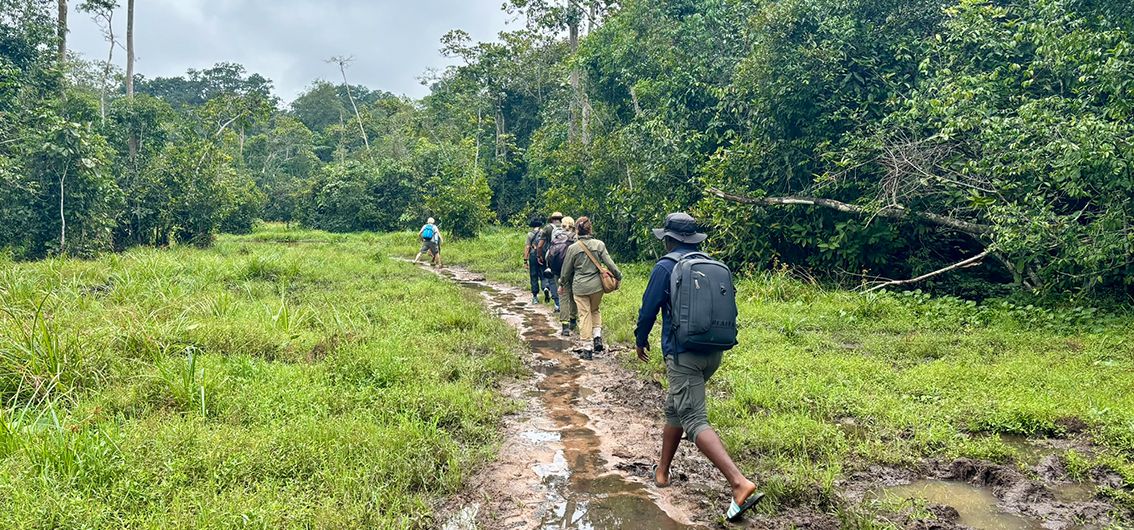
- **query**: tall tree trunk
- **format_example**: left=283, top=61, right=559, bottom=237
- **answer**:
left=474, top=107, right=482, bottom=167
left=495, top=107, right=506, bottom=161
left=567, top=19, right=580, bottom=144
left=57, top=0, right=68, bottom=64
left=337, top=109, right=347, bottom=163
left=126, top=0, right=137, bottom=160
left=100, top=18, right=115, bottom=125
left=59, top=166, right=68, bottom=254
left=99, top=13, right=115, bottom=125
left=126, top=0, right=134, bottom=99
left=330, top=57, right=371, bottom=154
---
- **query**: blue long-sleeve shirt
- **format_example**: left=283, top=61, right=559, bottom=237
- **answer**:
left=634, top=245, right=699, bottom=356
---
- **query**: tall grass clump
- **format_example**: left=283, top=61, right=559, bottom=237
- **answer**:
left=0, top=300, right=83, bottom=407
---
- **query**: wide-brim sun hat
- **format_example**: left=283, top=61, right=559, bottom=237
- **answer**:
left=652, top=212, right=708, bottom=244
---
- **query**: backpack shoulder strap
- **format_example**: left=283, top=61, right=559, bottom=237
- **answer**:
left=576, top=241, right=606, bottom=272
left=661, top=251, right=708, bottom=263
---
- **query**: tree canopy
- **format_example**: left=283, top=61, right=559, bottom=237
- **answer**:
left=2, top=0, right=1131, bottom=296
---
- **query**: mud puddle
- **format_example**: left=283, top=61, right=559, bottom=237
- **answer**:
left=426, top=265, right=705, bottom=529
left=846, top=457, right=1123, bottom=530
left=873, top=480, right=1042, bottom=530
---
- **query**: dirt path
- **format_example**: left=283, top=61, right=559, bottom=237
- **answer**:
left=417, top=262, right=1129, bottom=530
left=421, top=265, right=725, bottom=529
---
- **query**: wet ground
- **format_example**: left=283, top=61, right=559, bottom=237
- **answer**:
left=845, top=446, right=1124, bottom=530
left=872, top=480, right=1044, bottom=530
left=414, top=262, right=1130, bottom=530
left=427, top=266, right=711, bottom=529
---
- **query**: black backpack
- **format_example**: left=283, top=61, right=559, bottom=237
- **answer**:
left=545, top=229, right=574, bottom=275
left=664, top=251, right=739, bottom=353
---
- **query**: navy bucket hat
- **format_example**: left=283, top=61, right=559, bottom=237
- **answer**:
left=651, top=212, right=708, bottom=244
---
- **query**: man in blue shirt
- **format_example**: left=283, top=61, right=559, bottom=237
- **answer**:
left=635, top=213, right=762, bottom=521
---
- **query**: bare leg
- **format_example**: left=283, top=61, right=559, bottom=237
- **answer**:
left=656, top=425, right=683, bottom=485
left=694, top=429, right=757, bottom=504
left=413, top=252, right=423, bottom=264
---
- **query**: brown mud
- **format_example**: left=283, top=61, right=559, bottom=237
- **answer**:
left=843, top=449, right=1127, bottom=530
left=426, top=265, right=717, bottom=529
left=417, top=262, right=1129, bottom=530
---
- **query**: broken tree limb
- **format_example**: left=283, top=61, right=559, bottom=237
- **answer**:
left=862, top=249, right=992, bottom=294
left=706, top=187, right=992, bottom=236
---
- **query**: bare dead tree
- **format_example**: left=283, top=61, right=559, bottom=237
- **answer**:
left=327, top=56, right=371, bottom=154
left=863, top=248, right=993, bottom=293
left=707, top=186, right=1010, bottom=291
left=875, top=131, right=1000, bottom=207
left=79, top=1, right=121, bottom=125
left=707, top=188, right=992, bottom=237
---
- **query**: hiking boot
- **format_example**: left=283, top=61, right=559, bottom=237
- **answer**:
left=531, top=295, right=540, bottom=305
left=593, top=337, right=604, bottom=353
left=560, top=324, right=571, bottom=337
left=554, top=303, right=561, bottom=312
left=581, top=350, right=593, bottom=361
left=569, top=319, right=578, bottom=332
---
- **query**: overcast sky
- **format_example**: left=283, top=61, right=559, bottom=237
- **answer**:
left=68, top=0, right=513, bottom=104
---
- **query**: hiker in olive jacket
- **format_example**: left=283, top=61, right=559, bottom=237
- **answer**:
left=558, top=216, right=622, bottom=359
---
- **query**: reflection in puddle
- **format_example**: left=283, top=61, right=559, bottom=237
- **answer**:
left=534, top=450, right=570, bottom=479
left=875, top=480, right=1042, bottom=530
left=523, top=430, right=563, bottom=444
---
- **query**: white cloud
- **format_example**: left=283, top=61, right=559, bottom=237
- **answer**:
left=67, top=0, right=512, bottom=102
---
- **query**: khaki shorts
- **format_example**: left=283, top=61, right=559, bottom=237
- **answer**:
left=419, top=240, right=440, bottom=254
left=664, top=351, right=723, bottom=443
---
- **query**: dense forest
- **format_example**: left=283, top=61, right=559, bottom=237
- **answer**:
left=2, top=0, right=1132, bottom=296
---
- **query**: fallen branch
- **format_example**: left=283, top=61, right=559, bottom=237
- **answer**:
left=706, top=188, right=991, bottom=236
left=862, top=249, right=992, bottom=294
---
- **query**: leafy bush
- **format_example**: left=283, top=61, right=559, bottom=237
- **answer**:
left=303, top=159, right=415, bottom=233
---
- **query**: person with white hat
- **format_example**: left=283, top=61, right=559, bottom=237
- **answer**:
left=413, top=217, right=443, bottom=268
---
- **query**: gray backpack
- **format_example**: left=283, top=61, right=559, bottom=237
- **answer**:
left=664, top=251, right=739, bottom=353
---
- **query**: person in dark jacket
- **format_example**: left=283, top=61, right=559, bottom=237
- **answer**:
left=523, top=216, right=548, bottom=305
left=634, top=212, right=763, bottom=522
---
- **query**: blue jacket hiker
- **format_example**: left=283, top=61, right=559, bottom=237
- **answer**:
left=634, top=212, right=765, bottom=523
left=413, top=218, right=443, bottom=268
left=634, top=243, right=699, bottom=357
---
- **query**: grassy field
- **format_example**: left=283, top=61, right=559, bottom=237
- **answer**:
left=3, top=223, right=1131, bottom=527
left=0, top=228, right=523, bottom=528
left=379, top=227, right=1134, bottom=516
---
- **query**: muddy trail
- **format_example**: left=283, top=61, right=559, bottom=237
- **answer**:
left=414, top=263, right=1130, bottom=530
left=423, top=265, right=715, bottom=529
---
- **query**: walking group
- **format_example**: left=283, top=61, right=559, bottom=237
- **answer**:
left=522, top=210, right=765, bottom=521
left=524, top=212, right=622, bottom=360
left=411, top=212, right=763, bottom=521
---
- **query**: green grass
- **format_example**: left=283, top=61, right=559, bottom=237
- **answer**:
left=0, top=226, right=523, bottom=528
left=381, top=227, right=1134, bottom=517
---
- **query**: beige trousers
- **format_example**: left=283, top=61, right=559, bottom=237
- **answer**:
left=573, top=292, right=604, bottom=341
